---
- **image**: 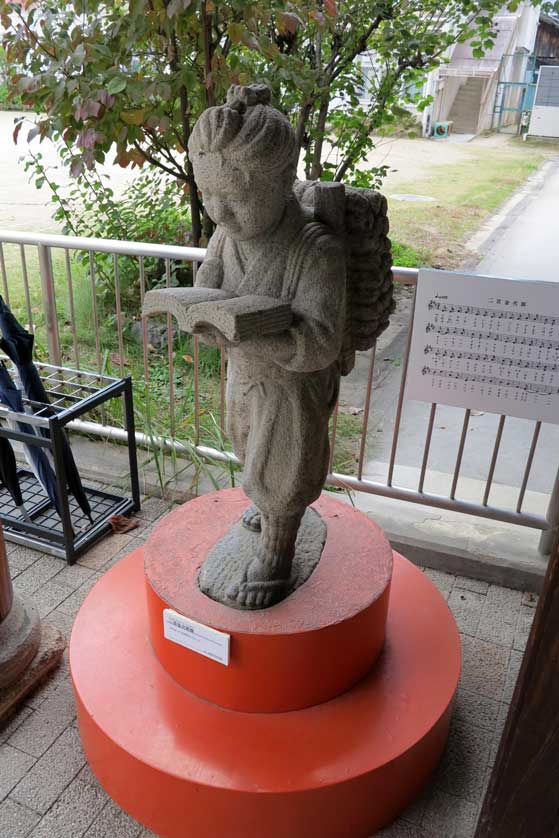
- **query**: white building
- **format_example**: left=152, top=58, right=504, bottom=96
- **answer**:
left=419, top=4, right=540, bottom=136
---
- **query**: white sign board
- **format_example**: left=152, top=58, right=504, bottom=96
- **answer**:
left=406, top=270, right=559, bottom=424
left=163, top=608, right=230, bottom=666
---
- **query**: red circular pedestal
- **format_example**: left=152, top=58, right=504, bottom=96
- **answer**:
left=144, top=489, right=393, bottom=712
left=70, top=538, right=461, bottom=838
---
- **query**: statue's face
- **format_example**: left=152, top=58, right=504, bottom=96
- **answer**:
left=194, top=154, right=289, bottom=241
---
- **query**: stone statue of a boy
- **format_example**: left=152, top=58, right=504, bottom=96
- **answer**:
left=145, top=83, right=393, bottom=609
left=190, top=83, right=344, bottom=609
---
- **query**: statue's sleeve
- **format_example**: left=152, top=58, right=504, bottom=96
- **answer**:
left=244, top=234, right=346, bottom=373
left=194, top=231, right=224, bottom=289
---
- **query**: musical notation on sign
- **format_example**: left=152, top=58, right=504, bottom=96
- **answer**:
left=427, top=300, right=559, bottom=326
left=425, top=324, right=559, bottom=351
left=406, top=270, right=559, bottom=424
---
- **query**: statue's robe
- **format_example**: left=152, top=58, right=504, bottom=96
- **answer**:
left=196, top=201, right=346, bottom=518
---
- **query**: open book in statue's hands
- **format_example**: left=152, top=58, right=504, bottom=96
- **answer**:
left=142, top=287, right=293, bottom=344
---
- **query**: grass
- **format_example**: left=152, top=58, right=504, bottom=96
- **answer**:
left=386, top=135, right=559, bottom=269
left=391, top=240, right=424, bottom=268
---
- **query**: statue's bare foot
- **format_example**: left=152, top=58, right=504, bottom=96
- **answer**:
left=242, top=505, right=262, bottom=532
left=227, top=557, right=289, bottom=609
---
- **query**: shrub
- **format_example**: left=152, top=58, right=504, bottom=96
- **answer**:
left=25, top=147, right=193, bottom=315
left=0, top=46, right=24, bottom=110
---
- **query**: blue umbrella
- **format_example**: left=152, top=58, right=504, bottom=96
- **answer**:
left=0, top=296, right=92, bottom=523
left=0, top=362, right=62, bottom=520
left=0, top=435, right=31, bottom=521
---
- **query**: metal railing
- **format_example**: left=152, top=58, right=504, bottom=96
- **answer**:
left=439, top=58, right=499, bottom=79
left=0, top=229, right=557, bottom=554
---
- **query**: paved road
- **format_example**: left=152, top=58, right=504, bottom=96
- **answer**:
left=0, top=111, right=136, bottom=232
left=477, top=156, right=559, bottom=282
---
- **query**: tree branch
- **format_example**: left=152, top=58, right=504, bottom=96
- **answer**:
left=333, top=63, right=408, bottom=182
left=329, top=14, right=384, bottom=82
left=132, top=140, right=187, bottom=181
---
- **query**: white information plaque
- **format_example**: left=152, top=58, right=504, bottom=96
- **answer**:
left=406, top=269, right=559, bottom=424
left=163, top=609, right=230, bottom=666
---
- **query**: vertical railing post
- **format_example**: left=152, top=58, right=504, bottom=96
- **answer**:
left=38, top=244, right=61, bottom=366
left=539, top=466, right=559, bottom=555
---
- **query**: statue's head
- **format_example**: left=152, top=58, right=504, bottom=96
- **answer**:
left=189, top=84, right=298, bottom=241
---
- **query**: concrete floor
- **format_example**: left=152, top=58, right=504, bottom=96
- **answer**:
left=0, top=490, right=536, bottom=838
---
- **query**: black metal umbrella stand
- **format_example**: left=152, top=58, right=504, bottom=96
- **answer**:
left=0, top=362, right=140, bottom=564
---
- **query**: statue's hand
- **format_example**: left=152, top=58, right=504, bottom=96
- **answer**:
left=196, top=327, right=229, bottom=349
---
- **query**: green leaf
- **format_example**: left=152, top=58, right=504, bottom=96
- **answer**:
left=121, top=109, right=146, bottom=125
left=107, top=78, right=128, bottom=95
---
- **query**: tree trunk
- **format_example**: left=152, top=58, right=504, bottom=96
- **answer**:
left=202, top=0, right=215, bottom=108
left=309, top=93, right=330, bottom=180
left=295, top=99, right=314, bottom=151
left=177, top=84, right=202, bottom=246
left=186, top=156, right=203, bottom=247
left=202, top=207, right=214, bottom=242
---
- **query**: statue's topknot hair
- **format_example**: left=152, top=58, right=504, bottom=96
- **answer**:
left=188, top=84, right=297, bottom=177
left=226, top=83, right=272, bottom=113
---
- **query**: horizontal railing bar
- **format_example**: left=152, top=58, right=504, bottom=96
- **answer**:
left=328, top=472, right=549, bottom=531
left=0, top=229, right=207, bottom=263
left=68, top=418, right=239, bottom=463
left=391, top=267, right=418, bottom=285
left=0, top=230, right=417, bottom=287
left=67, top=418, right=550, bottom=532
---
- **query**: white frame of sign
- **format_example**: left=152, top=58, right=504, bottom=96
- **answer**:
left=406, top=269, right=559, bottom=425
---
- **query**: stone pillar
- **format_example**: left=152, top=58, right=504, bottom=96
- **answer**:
left=0, top=524, right=67, bottom=722
left=0, top=533, right=13, bottom=622
left=0, top=524, right=41, bottom=692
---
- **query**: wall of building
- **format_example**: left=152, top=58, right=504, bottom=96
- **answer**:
left=535, top=16, right=559, bottom=62
left=515, top=5, right=540, bottom=53
left=433, top=76, right=463, bottom=124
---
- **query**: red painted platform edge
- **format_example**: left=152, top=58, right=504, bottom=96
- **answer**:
left=75, top=694, right=453, bottom=838
left=142, top=488, right=394, bottom=711
left=146, top=574, right=391, bottom=712
left=144, top=488, right=394, bottom=635
left=70, top=549, right=461, bottom=786
left=70, top=547, right=461, bottom=838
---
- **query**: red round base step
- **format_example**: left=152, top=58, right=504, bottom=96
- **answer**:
left=70, top=548, right=461, bottom=838
left=144, top=489, right=393, bottom=712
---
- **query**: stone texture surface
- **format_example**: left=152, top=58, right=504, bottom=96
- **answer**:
left=0, top=623, right=65, bottom=722
left=0, top=488, right=536, bottom=837
left=198, top=506, right=326, bottom=608
left=0, top=595, right=41, bottom=691
left=0, top=798, right=40, bottom=838
left=143, top=83, right=393, bottom=610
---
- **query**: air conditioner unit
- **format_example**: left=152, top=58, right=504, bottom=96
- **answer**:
left=433, top=121, right=453, bottom=138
